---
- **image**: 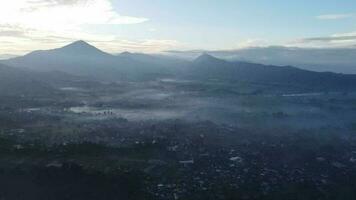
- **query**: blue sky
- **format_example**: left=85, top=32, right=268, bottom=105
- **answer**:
left=109, top=0, right=356, bottom=49
left=0, top=0, right=355, bottom=54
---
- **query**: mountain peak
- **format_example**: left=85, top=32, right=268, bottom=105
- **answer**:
left=120, top=51, right=133, bottom=56
left=63, top=40, right=94, bottom=49
left=194, top=53, right=224, bottom=63
left=58, top=40, right=110, bottom=56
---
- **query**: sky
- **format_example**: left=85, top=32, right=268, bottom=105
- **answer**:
left=0, top=0, right=355, bottom=55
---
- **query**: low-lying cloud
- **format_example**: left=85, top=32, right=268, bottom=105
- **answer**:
left=292, top=31, right=356, bottom=48
left=301, top=35, right=356, bottom=42
left=316, top=13, right=353, bottom=20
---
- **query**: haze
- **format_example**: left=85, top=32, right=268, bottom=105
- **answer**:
left=1, top=1, right=356, bottom=200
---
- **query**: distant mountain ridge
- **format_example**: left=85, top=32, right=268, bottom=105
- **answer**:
left=1, top=41, right=178, bottom=81
left=190, top=54, right=356, bottom=90
left=0, top=54, right=18, bottom=60
left=2, top=41, right=356, bottom=91
left=166, top=47, right=356, bottom=74
left=2, top=41, right=118, bottom=78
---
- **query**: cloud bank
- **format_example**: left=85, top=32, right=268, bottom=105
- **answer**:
left=293, top=31, right=356, bottom=48
left=0, top=0, right=148, bottom=32
left=0, top=1, right=181, bottom=54
left=316, top=13, right=353, bottom=20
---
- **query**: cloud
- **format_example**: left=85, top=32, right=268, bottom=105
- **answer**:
left=0, top=25, right=28, bottom=37
left=0, top=0, right=148, bottom=33
left=0, top=27, right=182, bottom=54
left=91, top=39, right=182, bottom=53
left=27, top=0, right=89, bottom=7
left=301, top=35, right=356, bottom=42
left=290, top=31, right=356, bottom=48
left=316, top=14, right=353, bottom=20
left=236, top=39, right=270, bottom=49
left=0, top=0, right=169, bottom=54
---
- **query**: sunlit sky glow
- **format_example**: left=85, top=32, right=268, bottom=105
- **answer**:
left=0, top=0, right=356, bottom=55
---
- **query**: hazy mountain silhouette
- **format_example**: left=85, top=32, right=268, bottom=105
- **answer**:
left=2, top=41, right=173, bottom=81
left=190, top=54, right=356, bottom=90
left=57, top=40, right=111, bottom=56
left=119, top=51, right=171, bottom=65
left=3, top=41, right=356, bottom=90
left=167, top=47, right=356, bottom=74
left=118, top=51, right=190, bottom=75
left=0, top=54, right=18, bottom=60
left=0, top=64, right=55, bottom=96
left=194, top=53, right=226, bottom=64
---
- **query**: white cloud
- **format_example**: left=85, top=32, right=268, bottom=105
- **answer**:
left=0, top=27, right=182, bottom=54
left=0, top=1, right=182, bottom=54
left=333, top=31, right=356, bottom=37
left=92, top=39, right=182, bottom=53
left=0, top=0, right=148, bottom=33
left=316, top=13, right=353, bottom=20
left=236, top=39, right=270, bottom=49
left=289, top=31, right=356, bottom=48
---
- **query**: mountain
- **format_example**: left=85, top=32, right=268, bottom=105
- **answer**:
left=0, top=64, right=56, bottom=96
left=0, top=54, right=18, bottom=60
left=3, top=41, right=356, bottom=90
left=118, top=51, right=190, bottom=75
left=166, top=47, right=356, bottom=74
left=190, top=54, right=356, bottom=90
left=194, top=53, right=224, bottom=64
left=2, top=41, right=120, bottom=80
left=2, top=41, right=174, bottom=81
left=54, top=40, right=111, bottom=56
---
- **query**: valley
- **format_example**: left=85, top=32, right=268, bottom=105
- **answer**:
left=1, top=74, right=356, bottom=199
left=1, top=41, right=356, bottom=200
